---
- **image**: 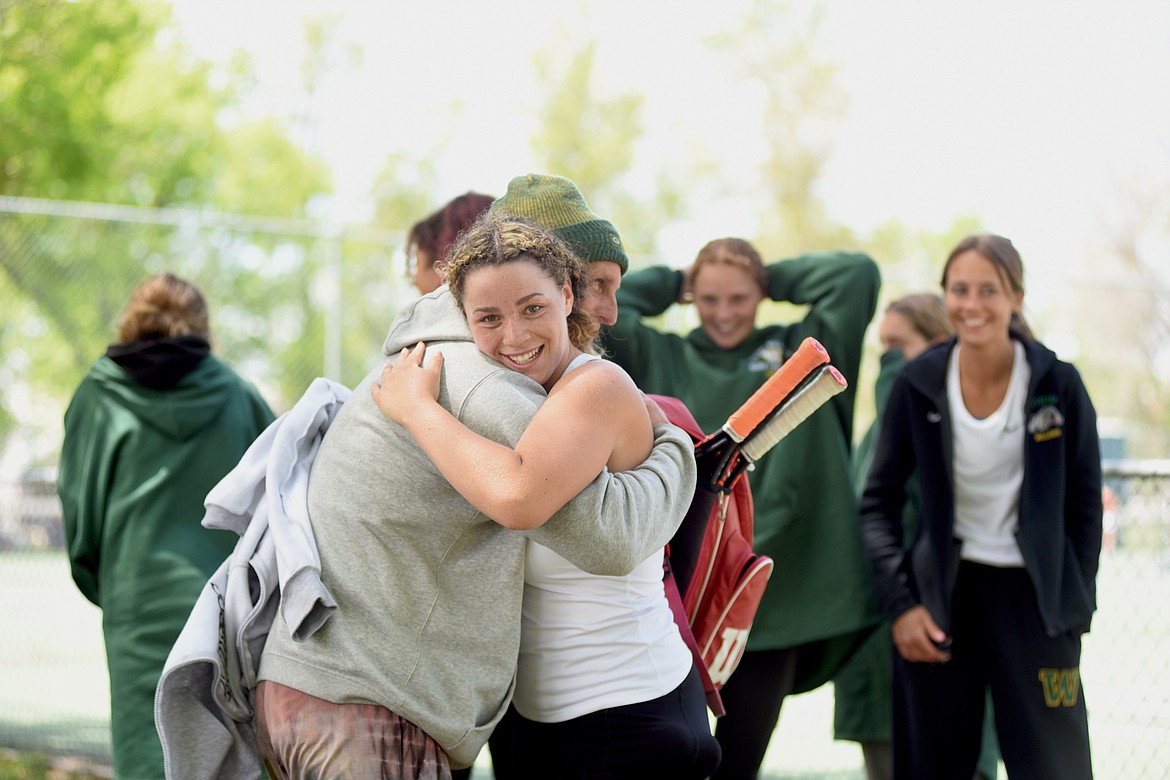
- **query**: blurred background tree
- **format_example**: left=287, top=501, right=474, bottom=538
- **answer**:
left=530, top=33, right=687, bottom=261
left=0, top=0, right=331, bottom=435
left=0, top=0, right=1166, bottom=464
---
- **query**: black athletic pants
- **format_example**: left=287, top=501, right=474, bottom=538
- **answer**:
left=710, top=645, right=800, bottom=779
left=892, top=561, right=1092, bottom=779
left=486, top=663, right=720, bottom=779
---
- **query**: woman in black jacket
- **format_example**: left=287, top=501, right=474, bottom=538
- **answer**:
left=860, top=234, right=1101, bottom=779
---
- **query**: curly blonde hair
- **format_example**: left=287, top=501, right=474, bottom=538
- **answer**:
left=117, top=273, right=211, bottom=344
left=445, top=213, right=598, bottom=351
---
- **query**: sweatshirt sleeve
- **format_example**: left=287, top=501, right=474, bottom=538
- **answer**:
left=1061, top=364, right=1103, bottom=611
left=528, top=421, right=697, bottom=576
left=57, top=379, right=112, bottom=606
left=600, top=266, right=686, bottom=386
left=769, top=252, right=881, bottom=441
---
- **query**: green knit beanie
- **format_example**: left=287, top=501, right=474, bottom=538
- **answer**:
left=489, top=173, right=629, bottom=274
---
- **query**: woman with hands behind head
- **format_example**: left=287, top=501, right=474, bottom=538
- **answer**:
left=601, top=235, right=881, bottom=779
left=374, top=213, right=720, bottom=779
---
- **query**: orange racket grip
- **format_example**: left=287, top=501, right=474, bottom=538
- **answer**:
left=722, top=337, right=830, bottom=442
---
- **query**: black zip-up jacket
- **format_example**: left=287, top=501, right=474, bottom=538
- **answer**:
left=860, top=337, right=1102, bottom=638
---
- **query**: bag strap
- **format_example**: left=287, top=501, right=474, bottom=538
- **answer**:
left=663, top=557, right=725, bottom=717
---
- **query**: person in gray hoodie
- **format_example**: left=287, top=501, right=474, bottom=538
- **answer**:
left=376, top=213, right=720, bottom=779
left=251, top=277, right=697, bottom=775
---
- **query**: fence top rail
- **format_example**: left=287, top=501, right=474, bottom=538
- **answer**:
left=0, top=194, right=398, bottom=245
left=1102, top=459, right=1170, bottom=477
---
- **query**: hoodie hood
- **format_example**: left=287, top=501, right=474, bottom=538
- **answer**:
left=383, top=286, right=474, bottom=356
left=89, top=353, right=246, bottom=442
left=106, top=336, right=210, bottom=390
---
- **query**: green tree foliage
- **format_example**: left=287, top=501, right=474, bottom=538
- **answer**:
left=369, top=152, right=441, bottom=235
left=1071, top=178, right=1170, bottom=457
left=1, top=0, right=161, bottom=201
left=706, top=0, right=854, bottom=258
left=0, top=0, right=330, bottom=448
left=529, top=36, right=685, bottom=259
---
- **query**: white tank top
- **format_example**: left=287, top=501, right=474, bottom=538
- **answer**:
left=511, top=353, right=693, bottom=722
left=948, top=341, right=1030, bottom=567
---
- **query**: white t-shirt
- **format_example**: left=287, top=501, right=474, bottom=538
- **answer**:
left=947, top=341, right=1030, bottom=567
left=511, top=352, right=692, bottom=722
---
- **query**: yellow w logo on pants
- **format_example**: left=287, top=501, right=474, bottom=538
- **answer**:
left=1037, top=667, right=1081, bottom=707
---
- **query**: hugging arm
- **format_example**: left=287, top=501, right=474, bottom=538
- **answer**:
left=373, top=342, right=654, bottom=531
left=529, top=420, right=697, bottom=576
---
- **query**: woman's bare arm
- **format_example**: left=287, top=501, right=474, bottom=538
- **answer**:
left=372, top=342, right=653, bottom=529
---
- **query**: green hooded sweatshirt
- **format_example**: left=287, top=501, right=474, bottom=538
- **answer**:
left=601, top=252, right=884, bottom=693
left=58, top=347, right=274, bottom=780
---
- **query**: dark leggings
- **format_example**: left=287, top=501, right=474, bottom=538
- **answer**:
left=711, top=646, right=799, bottom=780
left=488, top=664, right=720, bottom=779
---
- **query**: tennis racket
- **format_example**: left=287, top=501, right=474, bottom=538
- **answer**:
left=693, top=337, right=833, bottom=490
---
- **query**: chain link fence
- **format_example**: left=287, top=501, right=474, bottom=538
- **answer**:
left=2, top=199, right=1168, bottom=777
left=1, top=462, right=1166, bottom=778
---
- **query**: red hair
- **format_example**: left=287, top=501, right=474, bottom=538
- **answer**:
left=434, top=192, right=494, bottom=265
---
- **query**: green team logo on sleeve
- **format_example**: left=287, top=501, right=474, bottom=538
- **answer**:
left=1038, top=667, right=1081, bottom=707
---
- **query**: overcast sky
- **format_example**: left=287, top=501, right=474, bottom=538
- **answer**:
left=171, top=0, right=1170, bottom=297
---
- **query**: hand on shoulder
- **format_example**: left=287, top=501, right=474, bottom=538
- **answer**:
left=371, top=341, right=444, bottom=426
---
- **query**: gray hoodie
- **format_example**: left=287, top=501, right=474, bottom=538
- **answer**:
left=258, top=287, right=696, bottom=769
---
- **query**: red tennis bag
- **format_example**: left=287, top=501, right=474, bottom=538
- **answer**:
left=651, top=394, right=775, bottom=717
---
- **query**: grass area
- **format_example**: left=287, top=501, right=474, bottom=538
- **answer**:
left=0, top=750, right=107, bottom=780
left=3, top=547, right=1169, bottom=778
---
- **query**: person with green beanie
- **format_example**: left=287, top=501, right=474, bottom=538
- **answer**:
left=475, top=175, right=722, bottom=779
left=58, top=273, right=275, bottom=780
left=489, top=173, right=628, bottom=326
left=600, top=236, right=883, bottom=780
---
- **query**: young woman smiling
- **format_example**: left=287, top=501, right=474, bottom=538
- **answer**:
left=600, top=236, right=882, bottom=779
left=860, top=234, right=1102, bottom=779
left=374, top=213, right=720, bottom=780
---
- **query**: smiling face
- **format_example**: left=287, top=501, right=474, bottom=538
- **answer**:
left=462, top=257, right=577, bottom=390
left=943, top=249, right=1023, bottom=351
left=692, top=262, right=765, bottom=350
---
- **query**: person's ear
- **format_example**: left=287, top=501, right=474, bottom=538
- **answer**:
left=562, top=279, right=574, bottom=313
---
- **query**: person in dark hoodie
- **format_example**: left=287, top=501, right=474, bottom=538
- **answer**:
left=57, top=272, right=275, bottom=780
left=835, top=293, right=1005, bottom=780
left=860, top=235, right=1101, bottom=779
